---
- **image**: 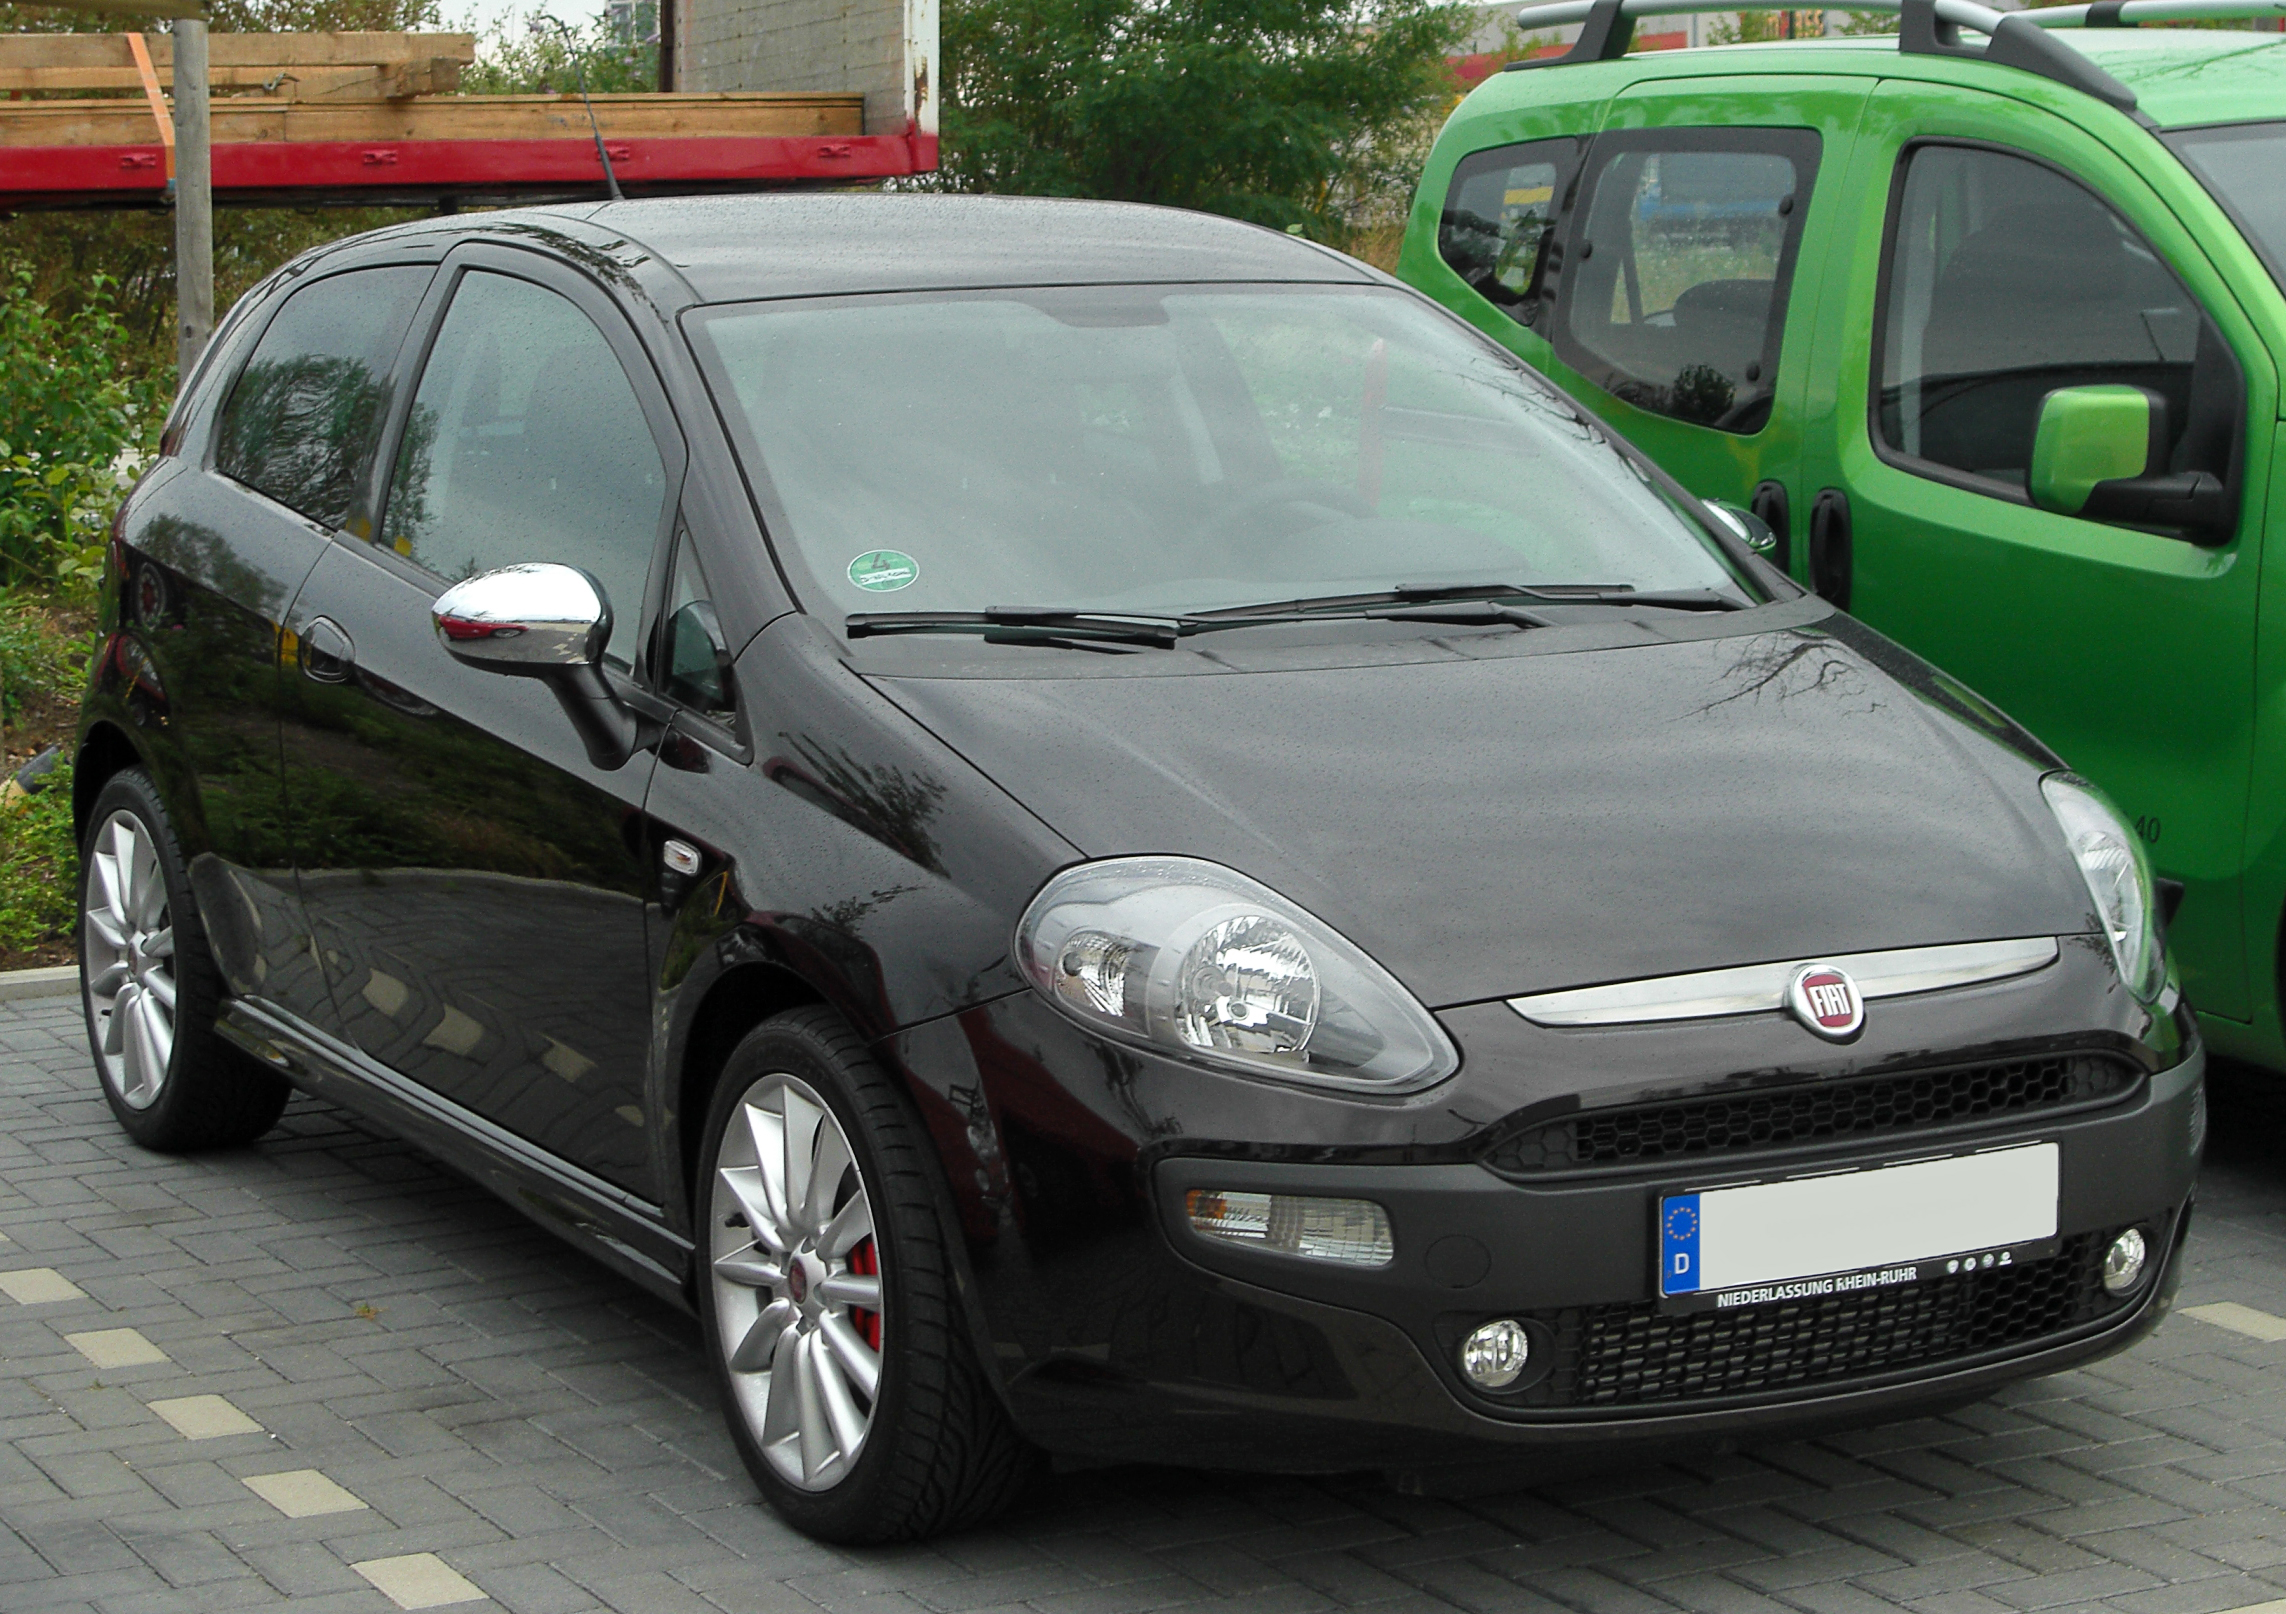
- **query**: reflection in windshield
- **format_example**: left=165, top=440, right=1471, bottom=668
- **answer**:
left=2167, top=122, right=2286, bottom=295
left=690, top=285, right=1748, bottom=619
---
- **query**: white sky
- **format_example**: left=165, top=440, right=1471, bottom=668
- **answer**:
left=439, top=0, right=526, bottom=41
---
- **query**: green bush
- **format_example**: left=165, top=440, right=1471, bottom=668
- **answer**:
left=0, top=591, right=92, bottom=727
left=0, top=756, right=75, bottom=964
left=0, top=263, right=165, bottom=592
left=462, top=11, right=659, bottom=95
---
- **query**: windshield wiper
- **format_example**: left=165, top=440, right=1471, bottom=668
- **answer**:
left=1189, top=583, right=1554, bottom=620
left=846, top=608, right=1202, bottom=648
left=847, top=587, right=1751, bottom=648
left=1200, top=584, right=1753, bottom=625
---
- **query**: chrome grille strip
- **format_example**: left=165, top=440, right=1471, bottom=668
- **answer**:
left=1506, top=936, right=2061, bottom=1028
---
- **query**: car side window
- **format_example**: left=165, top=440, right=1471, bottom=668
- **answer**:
left=381, top=270, right=670, bottom=667
left=214, top=266, right=431, bottom=532
left=1552, top=130, right=1819, bottom=435
left=1875, top=143, right=2241, bottom=522
left=1438, top=137, right=1583, bottom=328
left=659, top=537, right=736, bottom=724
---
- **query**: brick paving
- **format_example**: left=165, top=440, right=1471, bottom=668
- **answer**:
left=8, top=989, right=2286, bottom=1614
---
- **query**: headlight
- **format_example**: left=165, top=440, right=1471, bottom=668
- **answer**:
left=2042, top=774, right=2164, bottom=1002
left=1015, top=857, right=1459, bottom=1092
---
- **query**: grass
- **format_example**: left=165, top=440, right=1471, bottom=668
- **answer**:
left=0, top=588, right=94, bottom=969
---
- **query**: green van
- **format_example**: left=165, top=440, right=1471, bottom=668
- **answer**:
left=1397, top=0, right=2286, bottom=1069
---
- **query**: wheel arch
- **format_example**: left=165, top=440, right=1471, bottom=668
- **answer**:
left=674, top=958, right=827, bottom=1218
left=72, top=720, right=144, bottom=844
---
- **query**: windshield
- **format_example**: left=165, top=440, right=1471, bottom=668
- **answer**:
left=2167, top=122, right=2286, bottom=295
left=687, top=284, right=1751, bottom=620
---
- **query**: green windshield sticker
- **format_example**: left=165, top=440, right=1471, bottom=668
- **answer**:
left=847, top=549, right=919, bottom=593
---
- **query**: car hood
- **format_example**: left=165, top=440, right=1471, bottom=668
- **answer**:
left=866, top=610, right=2096, bottom=1008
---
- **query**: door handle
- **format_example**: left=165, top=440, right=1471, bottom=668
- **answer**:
left=300, top=616, right=355, bottom=683
left=1750, top=480, right=1791, bottom=574
left=1809, top=488, right=1852, bottom=612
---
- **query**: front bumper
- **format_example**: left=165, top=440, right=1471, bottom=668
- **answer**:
left=885, top=965, right=2200, bottom=1475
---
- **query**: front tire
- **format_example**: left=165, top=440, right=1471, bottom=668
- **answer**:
left=697, top=1008, right=1032, bottom=1542
left=78, top=768, right=290, bottom=1151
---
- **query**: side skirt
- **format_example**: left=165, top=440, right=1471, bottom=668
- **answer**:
left=218, top=996, right=697, bottom=1312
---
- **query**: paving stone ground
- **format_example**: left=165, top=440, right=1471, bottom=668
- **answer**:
left=9, top=990, right=2286, bottom=1614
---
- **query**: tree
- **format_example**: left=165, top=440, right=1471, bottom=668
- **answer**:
left=0, top=0, right=443, bottom=366
left=936, top=0, right=1474, bottom=237
left=460, top=8, right=658, bottom=95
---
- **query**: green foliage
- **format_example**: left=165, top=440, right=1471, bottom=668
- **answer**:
left=936, top=0, right=1474, bottom=236
left=1704, top=10, right=1796, bottom=43
left=461, top=9, right=659, bottom=94
left=0, top=757, right=76, bottom=964
left=0, top=592, right=93, bottom=726
left=0, top=265, right=165, bottom=592
left=0, top=0, right=443, bottom=379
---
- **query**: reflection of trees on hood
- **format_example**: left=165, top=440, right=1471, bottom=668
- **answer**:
left=217, top=355, right=389, bottom=532
left=1698, top=631, right=1879, bottom=719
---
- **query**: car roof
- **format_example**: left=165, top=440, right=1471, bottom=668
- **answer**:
left=1463, top=28, right=2286, bottom=130
left=555, top=192, right=1382, bottom=305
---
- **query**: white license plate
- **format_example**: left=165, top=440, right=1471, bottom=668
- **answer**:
left=1658, top=1143, right=2059, bottom=1312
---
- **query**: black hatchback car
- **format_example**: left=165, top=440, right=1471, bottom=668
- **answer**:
left=75, top=194, right=2200, bottom=1542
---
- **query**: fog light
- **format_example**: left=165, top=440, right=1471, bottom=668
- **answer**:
left=2103, top=1228, right=2149, bottom=1295
left=1460, top=1319, right=1531, bottom=1390
left=1184, top=1190, right=1392, bottom=1267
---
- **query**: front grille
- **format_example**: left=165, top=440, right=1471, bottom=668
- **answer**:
left=1481, top=1054, right=2137, bottom=1178
left=1509, top=1231, right=2120, bottom=1411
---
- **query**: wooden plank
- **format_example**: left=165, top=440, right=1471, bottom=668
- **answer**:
left=0, top=61, right=462, bottom=93
left=0, top=92, right=866, bottom=147
left=0, top=33, right=475, bottom=70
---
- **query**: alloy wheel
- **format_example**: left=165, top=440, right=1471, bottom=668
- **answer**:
left=82, top=810, right=177, bottom=1112
left=709, top=1072, right=884, bottom=1491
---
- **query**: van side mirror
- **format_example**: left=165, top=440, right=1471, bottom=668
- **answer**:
left=431, top=563, right=638, bottom=770
left=2029, top=386, right=2233, bottom=542
left=1707, top=499, right=1777, bottom=556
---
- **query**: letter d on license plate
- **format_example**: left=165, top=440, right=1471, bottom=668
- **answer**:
left=1659, top=1143, right=2059, bottom=1310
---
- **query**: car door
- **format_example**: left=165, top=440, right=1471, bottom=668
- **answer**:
left=278, top=243, right=686, bottom=1197
left=140, top=260, right=434, bottom=1019
left=1538, top=77, right=1871, bottom=569
left=1796, top=82, right=2277, bottom=1020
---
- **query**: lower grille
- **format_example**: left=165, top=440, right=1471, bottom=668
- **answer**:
left=1481, top=1054, right=2138, bottom=1178
left=1510, top=1230, right=2122, bottom=1411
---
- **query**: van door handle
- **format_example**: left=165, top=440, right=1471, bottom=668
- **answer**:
left=1750, top=480, right=1791, bottom=574
left=1809, top=488, right=1852, bottom=611
left=300, top=616, right=355, bottom=683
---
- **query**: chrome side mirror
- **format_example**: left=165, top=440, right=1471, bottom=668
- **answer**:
left=430, top=563, right=637, bottom=771
left=432, top=563, right=612, bottom=670
left=1707, top=499, right=1777, bottom=557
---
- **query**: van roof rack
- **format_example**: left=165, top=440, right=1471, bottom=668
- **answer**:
left=1506, top=0, right=2286, bottom=122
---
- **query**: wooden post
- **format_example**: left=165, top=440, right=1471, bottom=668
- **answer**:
left=171, top=17, right=211, bottom=387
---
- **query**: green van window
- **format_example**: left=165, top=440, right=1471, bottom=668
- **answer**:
left=1551, top=128, right=1819, bottom=435
left=1438, top=136, right=1582, bottom=327
left=1874, top=143, right=2239, bottom=516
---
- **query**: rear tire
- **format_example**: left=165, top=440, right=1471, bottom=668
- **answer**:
left=78, top=768, right=290, bottom=1151
left=696, top=1007, right=1033, bottom=1542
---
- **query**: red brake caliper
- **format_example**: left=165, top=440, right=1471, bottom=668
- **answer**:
left=848, top=1239, right=881, bottom=1351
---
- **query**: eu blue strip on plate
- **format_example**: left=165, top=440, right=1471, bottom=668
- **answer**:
left=1661, top=1194, right=1702, bottom=1296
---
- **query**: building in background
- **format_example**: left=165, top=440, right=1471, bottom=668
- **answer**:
left=668, top=0, right=935, bottom=144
